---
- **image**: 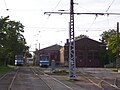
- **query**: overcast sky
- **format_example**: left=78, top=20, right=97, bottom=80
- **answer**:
left=0, top=0, right=120, bottom=50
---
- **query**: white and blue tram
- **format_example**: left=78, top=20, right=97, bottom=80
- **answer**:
left=15, top=55, right=24, bottom=66
left=39, top=54, right=49, bottom=67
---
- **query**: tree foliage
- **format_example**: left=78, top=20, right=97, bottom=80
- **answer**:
left=75, top=34, right=88, bottom=40
left=0, top=16, right=26, bottom=65
left=100, top=29, right=116, bottom=44
left=100, top=29, right=119, bottom=66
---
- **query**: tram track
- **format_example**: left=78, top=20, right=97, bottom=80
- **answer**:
left=0, top=73, right=9, bottom=80
left=0, top=66, right=53, bottom=90
left=78, top=69, right=120, bottom=90
left=12, top=66, right=53, bottom=90
left=31, top=67, right=74, bottom=90
left=0, top=67, right=19, bottom=90
left=8, top=68, right=19, bottom=90
left=1, top=66, right=119, bottom=90
left=30, top=67, right=53, bottom=90
left=32, top=67, right=120, bottom=90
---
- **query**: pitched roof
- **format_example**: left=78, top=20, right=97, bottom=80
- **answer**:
left=40, top=44, right=62, bottom=51
left=76, top=37, right=101, bottom=44
left=65, top=37, right=106, bottom=46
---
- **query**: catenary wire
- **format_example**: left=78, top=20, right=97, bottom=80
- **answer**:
left=83, top=14, right=98, bottom=32
left=52, top=0, right=62, bottom=11
left=37, top=0, right=62, bottom=34
left=3, top=0, right=8, bottom=11
left=106, top=0, right=115, bottom=12
left=106, top=0, right=115, bottom=30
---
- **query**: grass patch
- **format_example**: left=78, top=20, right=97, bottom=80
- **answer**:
left=0, top=65, right=14, bottom=74
left=111, top=68, right=118, bottom=72
left=66, top=77, right=80, bottom=82
left=53, top=69, right=68, bottom=75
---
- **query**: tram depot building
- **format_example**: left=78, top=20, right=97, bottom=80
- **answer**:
left=35, top=37, right=106, bottom=67
left=64, top=37, right=106, bottom=67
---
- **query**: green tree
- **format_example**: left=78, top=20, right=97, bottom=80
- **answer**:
left=100, top=29, right=116, bottom=44
left=75, top=34, right=88, bottom=40
left=0, top=16, right=9, bottom=65
left=100, top=29, right=118, bottom=67
left=108, top=35, right=118, bottom=53
left=0, top=16, right=26, bottom=65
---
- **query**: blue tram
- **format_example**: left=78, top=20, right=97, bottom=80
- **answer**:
left=39, top=54, right=49, bottom=67
left=15, top=55, right=24, bottom=66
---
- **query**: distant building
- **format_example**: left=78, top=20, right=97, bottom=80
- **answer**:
left=64, top=37, right=106, bottom=67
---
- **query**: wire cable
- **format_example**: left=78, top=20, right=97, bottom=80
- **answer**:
left=106, top=0, right=115, bottom=30
left=52, top=0, right=62, bottom=11
left=3, top=0, right=9, bottom=11
left=106, top=0, right=115, bottom=12
left=85, top=15, right=98, bottom=32
left=40, top=0, right=63, bottom=33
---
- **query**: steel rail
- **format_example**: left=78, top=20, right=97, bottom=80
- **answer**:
left=0, top=67, right=19, bottom=80
left=97, top=76, right=120, bottom=89
left=35, top=67, right=74, bottom=90
left=0, top=73, right=9, bottom=80
left=8, top=68, right=19, bottom=90
left=79, top=69, right=120, bottom=90
left=30, top=67, right=53, bottom=90
left=45, top=74, right=74, bottom=90
left=79, top=71, right=103, bottom=89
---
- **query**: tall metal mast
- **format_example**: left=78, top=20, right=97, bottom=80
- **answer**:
left=45, top=0, right=76, bottom=80
left=69, top=0, right=76, bottom=79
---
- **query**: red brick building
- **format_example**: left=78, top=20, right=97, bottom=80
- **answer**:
left=64, top=38, right=106, bottom=67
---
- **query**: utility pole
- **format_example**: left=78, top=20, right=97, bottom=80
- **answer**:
left=116, top=22, right=120, bottom=71
left=45, top=0, right=76, bottom=80
left=69, top=0, right=76, bottom=79
left=44, top=1, right=120, bottom=79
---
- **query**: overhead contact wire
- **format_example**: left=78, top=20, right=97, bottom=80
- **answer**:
left=106, top=0, right=115, bottom=12
left=3, top=0, right=9, bottom=11
left=41, top=0, right=62, bottom=32
left=86, top=15, right=98, bottom=32
left=106, top=0, right=115, bottom=30
left=52, top=0, right=62, bottom=11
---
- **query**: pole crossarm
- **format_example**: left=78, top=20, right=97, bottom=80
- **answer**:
left=44, top=12, right=120, bottom=15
